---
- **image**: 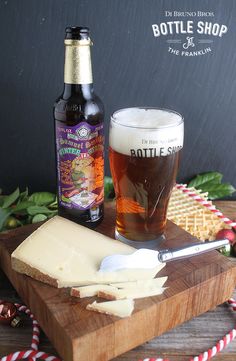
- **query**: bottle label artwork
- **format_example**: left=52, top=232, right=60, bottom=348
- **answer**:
left=56, top=121, right=104, bottom=211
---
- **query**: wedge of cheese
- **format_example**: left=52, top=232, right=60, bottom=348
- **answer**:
left=98, top=286, right=166, bottom=300
left=71, top=284, right=117, bottom=298
left=86, top=299, right=134, bottom=318
left=11, top=216, right=165, bottom=288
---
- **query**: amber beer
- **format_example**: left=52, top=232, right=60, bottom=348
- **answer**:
left=109, top=107, right=184, bottom=246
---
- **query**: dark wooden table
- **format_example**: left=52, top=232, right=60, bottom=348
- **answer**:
left=0, top=201, right=236, bottom=361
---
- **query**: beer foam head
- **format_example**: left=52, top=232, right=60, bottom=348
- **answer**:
left=109, top=107, right=184, bottom=157
left=112, top=108, right=182, bottom=128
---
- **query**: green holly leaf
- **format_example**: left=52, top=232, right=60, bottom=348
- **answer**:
left=188, top=172, right=223, bottom=189
left=188, top=172, right=235, bottom=199
left=199, top=183, right=235, bottom=200
left=48, top=197, right=58, bottom=209
left=0, top=208, right=12, bottom=231
left=13, top=201, right=35, bottom=212
left=29, top=192, right=56, bottom=206
left=17, top=188, right=29, bottom=203
left=0, top=196, right=6, bottom=207
left=32, top=214, right=48, bottom=223
left=27, top=205, right=57, bottom=216
left=2, top=188, right=20, bottom=209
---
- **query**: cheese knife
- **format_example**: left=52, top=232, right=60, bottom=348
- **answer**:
left=99, top=238, right=229, bottom=272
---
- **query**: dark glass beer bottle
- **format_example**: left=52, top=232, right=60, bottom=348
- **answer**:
left=54, top=27, right=104, bottom=227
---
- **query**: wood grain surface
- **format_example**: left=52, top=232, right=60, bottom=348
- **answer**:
left=1, top=201, right=236, bottom=361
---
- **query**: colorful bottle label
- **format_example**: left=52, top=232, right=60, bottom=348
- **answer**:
left=56, top=121, right=104, bottom=211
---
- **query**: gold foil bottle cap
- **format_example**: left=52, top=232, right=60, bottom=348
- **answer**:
left=64, top=27, right=92, bottom=46
left=64, top=26, right=93, bottom=85
left=65, top=26, right=90, bottom=40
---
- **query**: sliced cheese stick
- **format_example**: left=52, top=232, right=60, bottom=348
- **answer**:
left=98, top=286, right=166, bottom=300
left=71, top=284, right=118, bottom=298
left=86, top=299, right=134, bottom=318
left=71, top=277, right=168, bottom=298
left=110, top=276, right=168, bottom=289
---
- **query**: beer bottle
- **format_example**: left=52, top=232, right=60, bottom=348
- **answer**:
left=54, top=27, right=104, bottom=227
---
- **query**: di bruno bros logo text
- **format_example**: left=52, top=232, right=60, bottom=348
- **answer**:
left=152, top=20, right=228, bottom=57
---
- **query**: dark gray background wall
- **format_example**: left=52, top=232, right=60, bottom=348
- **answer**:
left=1, top=0, right=236, bottom=196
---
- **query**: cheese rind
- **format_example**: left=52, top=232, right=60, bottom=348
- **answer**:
left=71, top=284, right=117, bottom=298
left=11, top=216, right=164, bottom=288
left=98, top=286, right=166, bottom=300
left=86, top=299, right=134, bottom=318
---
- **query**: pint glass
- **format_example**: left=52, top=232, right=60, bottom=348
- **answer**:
left=109, top=107, right=184, bottom=246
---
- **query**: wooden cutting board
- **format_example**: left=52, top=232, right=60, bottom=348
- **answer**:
left=0, top=202, right=236, bottom=361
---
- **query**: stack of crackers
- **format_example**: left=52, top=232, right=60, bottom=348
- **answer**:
left=168, top=186, right=229, bottom=240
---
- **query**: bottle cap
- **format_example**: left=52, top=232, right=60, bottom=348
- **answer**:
left=65, top=26, right=90, bottom=40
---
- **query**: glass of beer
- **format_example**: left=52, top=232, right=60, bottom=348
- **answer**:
left=109, top=107, right=184, bottom=247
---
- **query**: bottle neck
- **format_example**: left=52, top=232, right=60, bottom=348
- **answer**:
left=64, top=39, right=93, bottom=85
left=63, top=83, right=94, bottom=98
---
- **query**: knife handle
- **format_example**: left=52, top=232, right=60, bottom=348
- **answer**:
left=158, top=238, right=229, bottom=263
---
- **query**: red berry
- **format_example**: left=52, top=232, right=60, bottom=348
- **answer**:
left=216, top=229, right=236, bottom=244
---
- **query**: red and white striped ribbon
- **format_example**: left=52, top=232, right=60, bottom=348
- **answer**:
left=1, top=294, right=236, bottom=361
left=0, top=301, right=60, bottom=361
left=0, top=351, right=60, bottom=361
left=176, top=184, right=236, bottom=228
left=139, top=301, right=236, bottom=361
left=15, top=304, right=39, bottom=351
